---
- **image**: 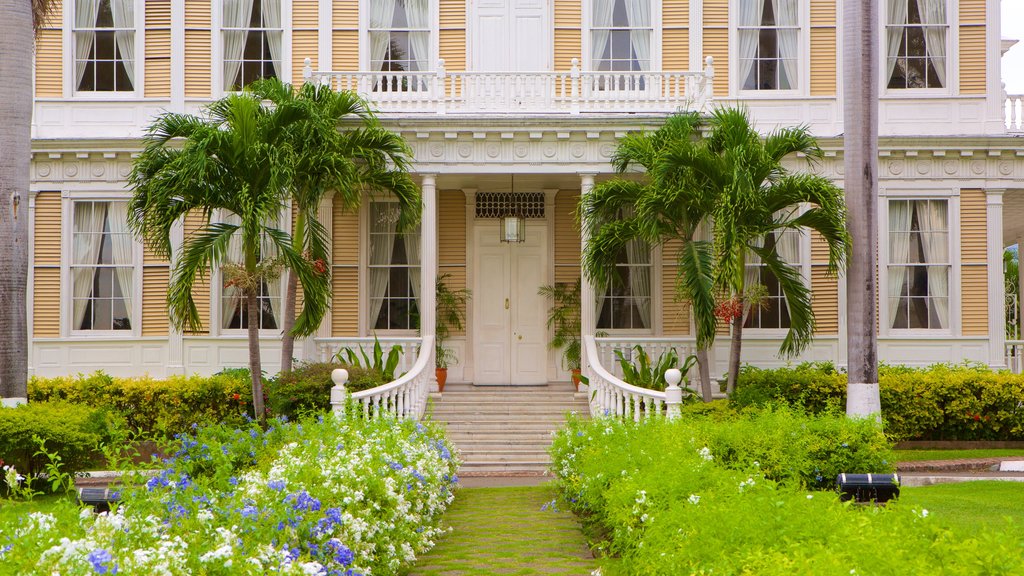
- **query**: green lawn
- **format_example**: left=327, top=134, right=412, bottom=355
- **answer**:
left=0, top=494, right=73, bottom=524
left=894, top=449, right=1024, bottom=462
left=898, top=481, right=1024, bottom=537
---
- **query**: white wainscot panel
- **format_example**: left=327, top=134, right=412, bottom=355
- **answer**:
left=709, top=336, right=840, bottom=378
left=880, top=98, right=989, bottom=137
left=445, top=338, right=468, bottom=383
left=879, top=338, right=990, bottom=366
left=734, top=99, right=841, bottom=137
left=184, top=337, right=283, bottom=376
left=32, top=339, right=169, bottom=378
left=33, top=101, right=171, bottom=139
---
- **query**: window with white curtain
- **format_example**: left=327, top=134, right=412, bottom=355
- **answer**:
left=71, top=201, right=135, bottom=331
left=368, top=202, right=421, bottom=331
left=368, top=0, right=431, bottom=84
left=738, top=0, right=800, bottom=91
left=743, top=229, right=802, bottom=329
left=73, top=0, right=135, bottom=92
left=887, top=199, right=950, bottom=330
left=223, top=0, right=283, bottom=91
left=220, top=212, right=283, bottom=331
left=591, top=0, right=652, bottom=73
left=886, top=0, right=947, bottom=89
left=596, top=240, right=652, bottom=331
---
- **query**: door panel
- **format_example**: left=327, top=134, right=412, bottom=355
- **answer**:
left=511, top=228, right=548, bottom=384
left=473, top=0, right=551, bottom=72
left=474, top=232, right=511, bottom=384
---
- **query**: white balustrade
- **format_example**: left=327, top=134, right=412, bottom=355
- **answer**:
left=314, top=336, right=423, bottom=375
left=1005, top=93, right=1024, bottom=132
left=330, top=335, right=434, bottom=420
left=584, top=335, right=680, bottom=421
left=1006, top=340, right=1024, bottom=374
left=593, top=336, right=699, bottom=383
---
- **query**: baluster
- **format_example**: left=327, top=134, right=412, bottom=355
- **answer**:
left=398, top=389, right=406, bottom=417
left=632, top=395, right=640, bottom=423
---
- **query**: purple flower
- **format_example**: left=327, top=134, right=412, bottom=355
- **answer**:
left=240, top=505, right=259, bottom=519
left=268, top=479, right=286, bottom=491
left=228, top=476, right=239, bottom=486
left=325, top=539, right=354, bottom=566
left=87, top=549, right=117, bottom=574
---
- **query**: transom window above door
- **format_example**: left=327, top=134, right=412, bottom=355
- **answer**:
left=591, top=0, right=652, bottom=73
left=886, top=0, right=948, bottom=89
left=73, top=0, right=136, bottom=92
left=738, top=0, right=800, bottom=91
left=368, top=0, right=431, bottom=76
left=223, top=0, right=283, bottom=91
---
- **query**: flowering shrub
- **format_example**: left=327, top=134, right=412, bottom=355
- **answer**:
left=552, top=411, right=1024, bottom=574
left=268, top=364, right=386, bottom=418
left=1, top=410, right=459, bottom=575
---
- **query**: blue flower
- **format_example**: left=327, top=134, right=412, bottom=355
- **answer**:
left=228, top=476, right=239, bottom=486
left=87, top=549, right=117, bottom=574
left=325, top=539, right=354, bottom=566
left=388, top=462, right=404, bottom=471
left=289, top=491, right=321, bottom=512
left=268, top=479, right=286, bottom=491
left=240, top=505, right=259, bottom=519
left=0, top=544, right=11, bottom=556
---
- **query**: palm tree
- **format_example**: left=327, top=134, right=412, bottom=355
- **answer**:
left=660, top=107, right=849, bottom=394
left=0, top=0, right=54, bottom=401
left=247, top=79, right=420, bottom=373
left=579, top=112, right=719, bottom=401
left=127, top=92, right=329, bottom=420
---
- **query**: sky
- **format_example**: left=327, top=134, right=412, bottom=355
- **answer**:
left=1003, top=0, right=1024, bottom=93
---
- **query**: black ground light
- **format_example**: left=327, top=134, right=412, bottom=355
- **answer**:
left=836, top=473, right=901, bottom=503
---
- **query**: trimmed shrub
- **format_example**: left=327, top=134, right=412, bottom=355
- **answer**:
left=28, top=371, right=253, bottom=438
left=268, top=363, right=387, bottom=418
left=0, top=401, right=120, bottom=479
left=732, top=362, right=1024, bottom=441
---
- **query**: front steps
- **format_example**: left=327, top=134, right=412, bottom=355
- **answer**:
left=429, top=383, right=590, bottom=477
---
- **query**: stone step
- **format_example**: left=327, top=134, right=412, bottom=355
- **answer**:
left=459, top=449, right=550, bottom=462
left=433, top=399, right=589, bottom=409
left=458, top=462, right=552, bottom=476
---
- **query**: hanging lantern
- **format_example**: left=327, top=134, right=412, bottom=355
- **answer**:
left=500, top=174, right=526, bottom=243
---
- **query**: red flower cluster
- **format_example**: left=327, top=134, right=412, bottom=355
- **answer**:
left=311, top=258, right=328, bottom=276
left=714, top=298, right=744, bottom=322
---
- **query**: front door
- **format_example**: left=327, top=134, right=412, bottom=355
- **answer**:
left=473, top=223, right=548, bottom=385
left=473, top=0, right=551, bottom=72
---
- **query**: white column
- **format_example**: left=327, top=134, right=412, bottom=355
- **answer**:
left=579, top=174, right=597, bottom=358
left=167, top=218, right=185, bottom=374
left=987, top=189, right=1006, bottom=368
left=318, top=0, right=332, bottom=72
left=689, top=0, right=703, bottom=72
left=170, top=0, right=185, bottom=112
left=305, top=194, right=334, bottom=362
left=421, top=174, right=439, bottom=390
left=26, top=191, right=37, bottom=378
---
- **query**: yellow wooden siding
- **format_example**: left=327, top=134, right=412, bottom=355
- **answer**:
left=331, top=267, right=358, bottom=336
left=184, top=30, right=212, bottom=97
left=143, top=239, right=169, bottom=265
left=554, top=29, right=582, bottom=71
left=663, top=28, right=689, bottom=72
left=35, top=29, right=63, bottom=97
left=810, top=0, right=837, bottom=26
left=440, top=29, right=467, bottom=72
left=960, top=189, right=987, bottom=263
left=332, top=202, right=359, bottom=265
left=810, top=27, right=837, bottom=96
left=960, top=0, right=986, bottom=24
left=662, top=266, right=690, bottom=335
left=292, top=30, right=318, bottom=86
left=184, top=0, right=210, bottom=27
left=142, top=266, right=170, bottom=336
left=145, top=29, right=172, bottom=97
left=663, top=0, right=688, bottom=27
left=555, top=191, right=581, bottom=284
left=438, top=266, right=467, bottom=336
left=439, top=192, right=466, bottom=266
left=554, top=0, right=581, bottom=27
left=703, top=29, right=728, bottom=96
left=333, top=0, right=357, bottom=28
left=961, top=265, right=988, bottom=335
left=293, top=0, right=319, bottom=28
left=440, top=0, right=467, bottom=27
left=811, top=267, right=838, bottom=334
left=34, top=192, right=62, bottom=265
left=33, top=267, right=61, bottom=337
left=333, top=31, right=358, bottom=71
left=959, top=26, right=986, bottom=95
left=960, top=189, right=987, bottom=336
left=810, top=230, right=830, bottom=263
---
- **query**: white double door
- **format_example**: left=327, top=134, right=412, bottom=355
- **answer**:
left=473, top=224, right=548, bottom=385
left=472, top=0, right=550, bottom=72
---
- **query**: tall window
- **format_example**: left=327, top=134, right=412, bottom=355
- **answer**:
left=71, top=201, right=134, bottom=331
left=597, top=240, right=652, bottom=331
left=886, top=0, right=947, bottom=89
left=738, top=0, right=799, bottom=91
left=888, top=199, right=950, bottom=330
left=369, top=202, right=421, bottom=330
left=591, top=0, right=652, bottom=73
left=73, top=0, right=135, bottom=92
left=743, top=229, right=802, bottom=329
left=220, top=213, right=282, bottom=330
left=223, top=0, right=283, bottom=91
left=368, top=0, right=430, bottom=82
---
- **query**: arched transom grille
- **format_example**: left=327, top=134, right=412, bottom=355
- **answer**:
left=475, top=192, right=546, bottom=219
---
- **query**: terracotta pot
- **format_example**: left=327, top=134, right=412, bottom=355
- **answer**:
left=570, top=368, right=582, bottom=391
left=435, top=367, right=448, bottom=393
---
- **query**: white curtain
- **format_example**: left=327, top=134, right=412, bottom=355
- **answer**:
left=260, top=225, right=281, bottom=328
left=624, top=0, right=651, bottom=72
left=917, top=0, right=947, bottom=87
left=109, top=0, right=135, bottom=89
left=72, top=203, right=107, bottom=330
left=261, top=0, right=283, bottom=79
left=369, top=206, right=398, bottom=329
left=75, top=0, right=100, bottom=89
left=737, top=0, right=765, bottom=89
left=222, top=213, right=245, bottom=329
left=888, top=201, right=913, bottom=329
left=886, top=0, right=909, bottom=84
left=223, top=0, right=255, bottom=88
left=916, top=200, right=949, bottom=329
left=406, top=0, right=430, bottom=72
left=105, top=202, right=134, bottom=326
left=369, top=0, right=398, bottom=69
left=625, top=239, right=651, bottom=329
left=591, top=0, right=616, bottom=69
left=403, top=229, right=422, bottom=316
left=744, top=236, right=765, bottom=302
left=772, top=0, right=799, bottom=89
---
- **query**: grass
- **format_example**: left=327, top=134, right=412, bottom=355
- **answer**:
left=0, top=494, right=71, bottom=524
left=411, top=485, right=596, bottom=576
left=898, top=481, right=1024, bottom=537
left=894, top=449, right=1024, bottom=462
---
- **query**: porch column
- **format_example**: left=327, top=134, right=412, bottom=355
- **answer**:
left=988, top=189, right=1006, bottom=368
left=167, top=218, right=185, bottom=375
left=421, top=174, right=439, bottom=389
left=579, top=173, right=597, bottom=343
left=1018, top=235, right=1023, bottom=343
left=306, top=194, right=333, bottom=362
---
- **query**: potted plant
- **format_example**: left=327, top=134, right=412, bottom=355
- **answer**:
left=435, top=273, right=471, bottom=393
left=539, top=279, right=584, bottom=390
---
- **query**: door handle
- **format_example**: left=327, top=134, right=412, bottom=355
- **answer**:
left=518, top=334, right=523, bottom=341
left=505, top=298, right=510, bottom=310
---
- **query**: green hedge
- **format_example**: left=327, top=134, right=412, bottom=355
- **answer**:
left=732, top=362, right=1024, bottom=441
left=28, top=371, right=253, bottom=438
left=266, top=363, right=386, bottom=418
left=0, top=401, right=119, bottom=480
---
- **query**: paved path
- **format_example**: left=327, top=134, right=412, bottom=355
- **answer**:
left=411, top=485, right=597, bottom=576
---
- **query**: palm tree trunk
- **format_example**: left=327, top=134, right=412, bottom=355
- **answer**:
left=279, top=271, right=298, bottom=373
left=726, top=314, right=743, bottom=394
left=696, top=347, right=713, bottom=402
left=246, top=288, right=266, bottom=420
left=0, top=0, right=33, bottom=401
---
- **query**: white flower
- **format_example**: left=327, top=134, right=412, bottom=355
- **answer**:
left=915, top=508, right=929, bottom=519
left=807, top=494, right=814, bottom=499
left=698, top=447, right=713, bottom=462
left=738, top=478, right=756, bottom=493
left=688, top=494, right=701, bottom=505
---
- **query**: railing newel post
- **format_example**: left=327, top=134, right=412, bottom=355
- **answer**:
left=664, top=368, right=683, bottom=420
left=570, top=58, right=581, bottom=115
left=330, top=368, right=349, bottom=416
left=436, top=59, right=447, bottom=115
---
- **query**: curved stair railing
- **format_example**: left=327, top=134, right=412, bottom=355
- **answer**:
left=329, top=336, right=434, bottom=420
left=583, top=335, right=686, bottom=421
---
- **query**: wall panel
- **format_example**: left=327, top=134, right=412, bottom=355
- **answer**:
left=184, top=0, right=212, bottom=97
left=33, top=268, right=60, bottom=337
left=35, top=30, right=63, bottom=97
left=332, top=202, right=359, bottom=265
left=554, top=191, right=581, bottom=284
left=331, top=267, right=358, bottom=336
left=439, top=191, right=466, bottom=266
left=34, top=192, right=62, bottom=265
left=142, top=266, right=170, bottom=336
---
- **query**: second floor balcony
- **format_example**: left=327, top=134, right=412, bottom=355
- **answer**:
left=304, top=58, right=715, bottom=116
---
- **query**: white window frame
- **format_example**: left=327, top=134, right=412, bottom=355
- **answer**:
left=213, top=0, right=292, bottom=96
left=211, top=207, right=290, bottom=337
left=880, top=0, right=956, bottom=96
left=359, top=0, right=440, bottom=74
left=879, top=189, right=960, bottom=337
left=66, top=0, right=144, bottom=98
left=741, top=226, right=811, bottom=336
left=581, top=0, right=662, bottom=73
left=730, top=0, right=808, bottom=97
left=61, top=191, right=143, bottom=338
left=359, top=197, right=422, bottom=336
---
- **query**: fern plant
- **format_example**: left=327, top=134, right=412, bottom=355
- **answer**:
left=615, top=345, right=700, bottom=395
left=435, top=273, right=471, bottom=369
left=539, top=280, right=582, bottom=371
left=333, top=336, right=403, bottom=382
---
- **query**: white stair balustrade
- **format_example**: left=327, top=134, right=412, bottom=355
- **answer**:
left=1006, top=340, right=1024, bottom=374
left=593, top=336, right=699, bottom=382
left=583, top=335, right=678, bottom=421
left=314, top=336, right=422, bottom=374
left=330, top=335, right=434, bottom=420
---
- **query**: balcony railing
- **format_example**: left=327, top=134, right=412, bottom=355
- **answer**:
left=303, top=57, right=714, bottom=115
left=1005, top=93, right=1024, bottom=132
